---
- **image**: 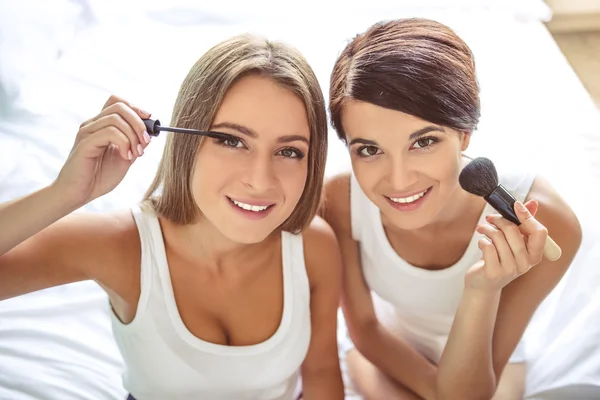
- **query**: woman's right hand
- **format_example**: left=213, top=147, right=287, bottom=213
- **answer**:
left=53, top=95, right=152, bottom=208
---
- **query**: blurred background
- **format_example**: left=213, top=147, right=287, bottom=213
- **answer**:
left=0, top=1, right=599, bottom=399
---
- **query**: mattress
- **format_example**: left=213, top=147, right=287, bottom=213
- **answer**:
left=0, top=1, right=598, bottom=399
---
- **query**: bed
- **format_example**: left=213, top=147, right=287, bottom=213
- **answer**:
left=1, top=1, right=599, bottom=399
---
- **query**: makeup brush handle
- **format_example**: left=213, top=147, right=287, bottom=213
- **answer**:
left=543, top=235, right=562, bottom=262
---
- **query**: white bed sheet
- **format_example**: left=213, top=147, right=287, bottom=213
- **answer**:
left=1, top=2, right=599, bottom=399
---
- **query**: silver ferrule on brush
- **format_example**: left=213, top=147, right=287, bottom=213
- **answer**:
left=483, top=184, right=520, bottom=225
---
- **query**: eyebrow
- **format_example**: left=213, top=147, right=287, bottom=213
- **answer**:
left=348, top=126, right=445, bottom=146
left=212, top=122, right=309, bottom=145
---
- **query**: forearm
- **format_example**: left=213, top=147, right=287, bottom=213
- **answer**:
left=436, top=288, right=501, bottom=400
left=356, top=323, right=437, bottom=400
left=301, top=367, right=344, bottom=400
left=0, top=184, right=77, bottom=255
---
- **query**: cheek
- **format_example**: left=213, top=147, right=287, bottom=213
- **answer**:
left=190, top=153, right=236, bottom=199
left=275, top=161, right=308, bottom=200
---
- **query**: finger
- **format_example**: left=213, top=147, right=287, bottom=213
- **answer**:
left=81, top=126, right=133, bottom=162
left=103, top=94, right=151, bottom=118
left=80, top=113, right=143, bottom=157
left=514, top=200, right=548, bottom=262
left=525, top=199, right=539, bottom=217
left=81, top=95, right=152, bottom=133
left=486, top=214, right=530, bottom=275
left=83, top=103, right=150, bottom=152
left=478, top=237, right=501, bottom=280
left=476, top=223, right=518, bottom=276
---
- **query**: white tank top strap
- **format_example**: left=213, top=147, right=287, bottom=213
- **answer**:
left=282, top=231, right=311, bottom=303
left=121, top=203, right=158, bottom=328
left=350, top=173, right=380, bottom=242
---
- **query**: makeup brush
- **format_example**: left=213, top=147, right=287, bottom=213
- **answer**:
left=142, top=118, right=236, bottom=141
left=459, top=157, right=562, bottom=261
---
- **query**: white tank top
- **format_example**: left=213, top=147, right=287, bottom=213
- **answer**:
left=350, top=169, right=535, bottom=364
left=110, top=205, right=311, bottom=400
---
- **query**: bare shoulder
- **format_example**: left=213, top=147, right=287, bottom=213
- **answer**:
left=320, top=171, right=352, bottom=236
left=302, top=216, right=343, bottom=291
left=63, top=210, right=141, bottom=283
left=527, top=175, right=582, bottom=255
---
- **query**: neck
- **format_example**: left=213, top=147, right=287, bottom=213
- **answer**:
left=160, top=215, right=279, bottom=276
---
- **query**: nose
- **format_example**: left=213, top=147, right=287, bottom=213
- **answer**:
left=241, top=155, right=277, bottom=193
left=388, top=155, right=419, bottom=191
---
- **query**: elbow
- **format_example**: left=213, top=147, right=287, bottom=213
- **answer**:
left=346, top=315, right=379, bottom=357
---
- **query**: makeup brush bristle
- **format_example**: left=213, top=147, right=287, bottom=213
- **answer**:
left=459, top=157, right=499, bottom=197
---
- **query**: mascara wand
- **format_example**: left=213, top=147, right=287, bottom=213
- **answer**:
left=459, top=157, right=562, bottom=261
left=142, top=118, right=235, bottom=141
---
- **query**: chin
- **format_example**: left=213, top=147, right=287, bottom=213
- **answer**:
left=217, top=223, right=274, bottom=244
left=384, top=212, right=432, bottom=231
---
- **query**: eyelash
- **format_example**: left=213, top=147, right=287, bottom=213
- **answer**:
left=214, top=137, right=305, bottom=159
left=355, top=136, right=440, bottom=159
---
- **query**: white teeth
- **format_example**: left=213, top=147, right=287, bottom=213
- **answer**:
left=389, top=189, right=428, bottom=204
left=232, top=199, right=269, bottom=212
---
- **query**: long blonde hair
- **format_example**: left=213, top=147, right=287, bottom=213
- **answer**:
left=144, top=34, right=327, bottom=233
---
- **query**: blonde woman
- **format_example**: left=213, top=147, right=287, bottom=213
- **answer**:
left=0, top=34, right=343, bottom=400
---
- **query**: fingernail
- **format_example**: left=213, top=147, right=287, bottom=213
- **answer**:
left=137, top=144, right=144, bottom=156
left=127, top=150, right=133, bottom=160
left=139, top=109, right=151, bottom=118
left=516, top=201, right=527, bottom=213
left=143, top=130, right=151, bottom=144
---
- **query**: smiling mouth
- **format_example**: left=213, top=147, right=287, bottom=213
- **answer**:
left=227, top=197, right=276, bottom=212
left=385, top=187, right=431, bottom=204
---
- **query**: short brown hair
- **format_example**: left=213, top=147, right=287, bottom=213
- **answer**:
left=329, top=18, right=480, bottom=140
left=144, top=34, right=327, bottom=233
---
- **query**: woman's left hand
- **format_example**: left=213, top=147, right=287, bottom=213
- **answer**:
left=465, top=199, right=549, bottom=292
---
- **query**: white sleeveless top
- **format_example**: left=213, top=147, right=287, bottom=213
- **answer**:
left=350, top=170, right=535, bottom=364
left=110, top=205, right=312, bottom=400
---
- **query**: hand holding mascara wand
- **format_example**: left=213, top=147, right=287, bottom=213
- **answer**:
left=142, top=118, right=237, bottom=141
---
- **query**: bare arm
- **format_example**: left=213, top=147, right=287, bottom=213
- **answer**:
left=322, top=173, right=437, bottom=400
left=300, top=216, right=344, bottom=400
left=0, top=95, right=150, bottom=301
left=436, top=176, right=581, bottom=399
left=0, top=209, right=140, bottom=302
left=0, top=185, right=80, bottom=257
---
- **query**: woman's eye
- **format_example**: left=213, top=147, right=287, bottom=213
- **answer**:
left=413, top=137, right=435, bottom=149
left=281, top=148, right=296, bottom=158
left=224, top=138, right=244, bottom=148
left=359, top=146, right=381, bottom=157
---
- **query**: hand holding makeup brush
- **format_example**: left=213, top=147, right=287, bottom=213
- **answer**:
left=53, top=95, right=152, bottom=208
left=465, top=198, right=548, bottom=291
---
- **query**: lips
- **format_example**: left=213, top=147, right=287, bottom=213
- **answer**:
left=226, top=196, right=276, bottom=220
left=384, top=187, right=432, bottom=212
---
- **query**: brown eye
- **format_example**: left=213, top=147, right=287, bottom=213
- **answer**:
left=413, top=137, right=435, bottom=149
left=358, top=145, right=381, bottom=157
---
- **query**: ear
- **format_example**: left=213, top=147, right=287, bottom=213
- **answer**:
left=460, top=131, right=471, bottom=151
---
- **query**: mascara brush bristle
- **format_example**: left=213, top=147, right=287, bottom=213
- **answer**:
left=459, top=157, right=499, bottom=197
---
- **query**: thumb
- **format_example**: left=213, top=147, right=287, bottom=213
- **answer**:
left=514, top=199, right=543, bottom=236
left=514, top=199, right=538, bottom=221
left=130, top=103, right=152, bottom=119
left=525, top=199, right=538, bottom=217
